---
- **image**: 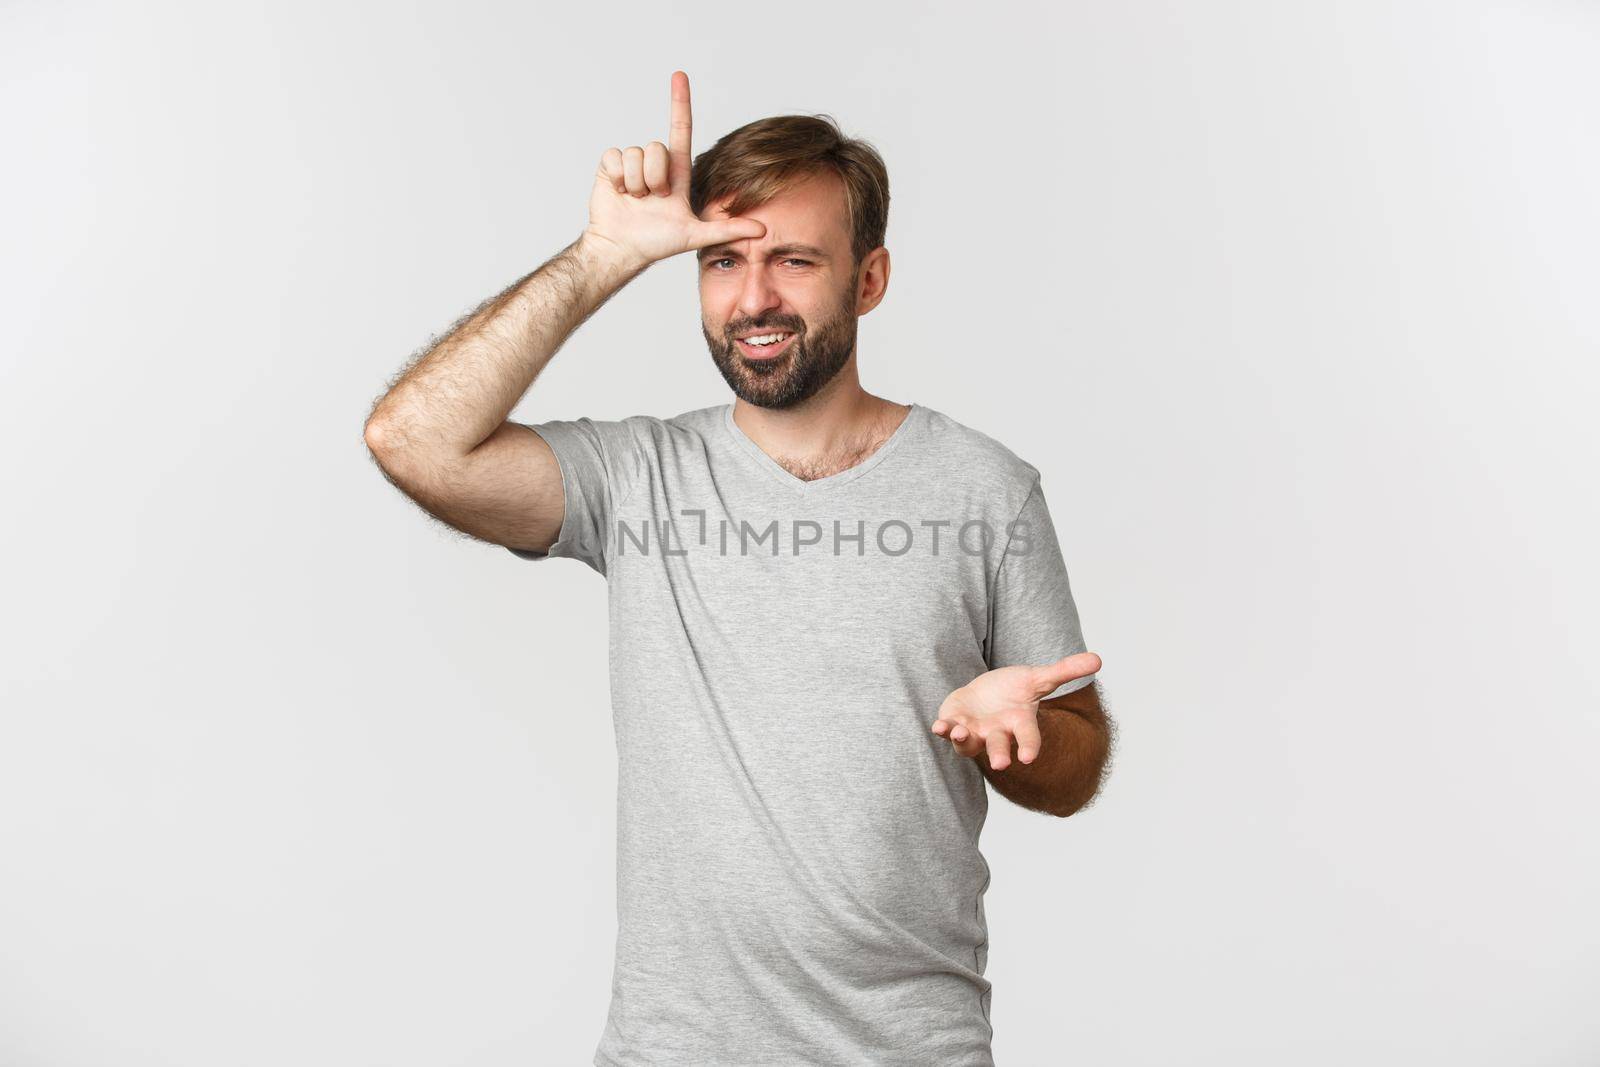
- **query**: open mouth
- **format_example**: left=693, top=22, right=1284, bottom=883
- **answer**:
left=734, top=331, right=797, bottom=361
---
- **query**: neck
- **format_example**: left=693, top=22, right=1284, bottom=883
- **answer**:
left=730, top=368, right=911, bottom=479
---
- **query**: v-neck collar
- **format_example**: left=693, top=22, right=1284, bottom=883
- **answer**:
left=722, top=401, right=925, bottom=494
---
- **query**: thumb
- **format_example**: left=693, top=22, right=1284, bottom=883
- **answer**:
left=691, top=216, right=766, bottom=247
left=1032, top=651, right=1101, bottom=697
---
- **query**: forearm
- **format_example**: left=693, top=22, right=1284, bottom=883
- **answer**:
left=365, top=231, right=649, bottom=460
left=981, top=689, right=1111, bottom=817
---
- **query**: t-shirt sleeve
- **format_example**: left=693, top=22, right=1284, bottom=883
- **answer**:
left=983, top=475, right=1098, bottom=700
left=506, top=415, right=646, bottom=577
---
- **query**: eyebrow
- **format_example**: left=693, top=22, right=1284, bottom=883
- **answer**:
left=697, top=243, right=831, bottom=262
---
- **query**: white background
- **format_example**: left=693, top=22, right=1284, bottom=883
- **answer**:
left=3, top=1, right=1597, bottom=1064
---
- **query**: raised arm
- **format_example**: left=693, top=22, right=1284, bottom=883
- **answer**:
left=362, top=70, right=765, bottom=555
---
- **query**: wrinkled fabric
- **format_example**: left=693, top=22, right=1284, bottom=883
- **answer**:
left=510, top=402, right=1094, bottom=1067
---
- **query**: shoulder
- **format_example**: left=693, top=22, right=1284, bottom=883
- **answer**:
left=915, top=404, right=1042, bottom=499
left=609, top=403, right=725, bottom=453
left=662, top=402, right=727, bottom=436
left=554, top=403, right=721, bottom=447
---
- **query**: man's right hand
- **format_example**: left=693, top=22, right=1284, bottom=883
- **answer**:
left=367, top=71, right=758, bottom=560
left=582, top=70, right=767, bottom=270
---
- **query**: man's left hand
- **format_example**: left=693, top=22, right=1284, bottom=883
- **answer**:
left=931, top=652, right=1102, bottom=770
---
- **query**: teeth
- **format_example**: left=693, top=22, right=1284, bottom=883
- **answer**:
left=742, top=333, right=791, bottom=346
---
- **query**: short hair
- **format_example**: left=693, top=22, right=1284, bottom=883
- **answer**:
left=689, top=113, right=890, bottom=270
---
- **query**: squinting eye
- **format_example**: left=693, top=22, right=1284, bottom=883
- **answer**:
left=706, top=257, right=811, bottom=270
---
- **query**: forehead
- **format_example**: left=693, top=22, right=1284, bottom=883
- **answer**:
left=701, top=171, right=850, bottom=253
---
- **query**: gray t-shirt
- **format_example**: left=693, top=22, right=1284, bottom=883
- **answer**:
left=510, top=401, right=1095, bottom=1067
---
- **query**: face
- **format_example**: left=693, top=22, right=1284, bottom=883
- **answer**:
left=697, top=173, right=885, bottom=410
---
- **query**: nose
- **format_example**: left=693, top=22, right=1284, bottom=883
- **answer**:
left=735, top=260, right=784, bottom=321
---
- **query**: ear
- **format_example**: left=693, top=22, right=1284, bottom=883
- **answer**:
left=855, top=246, right=891, bottom=315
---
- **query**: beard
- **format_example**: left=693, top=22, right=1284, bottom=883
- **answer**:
left=703, top=275, right=859, bottom=410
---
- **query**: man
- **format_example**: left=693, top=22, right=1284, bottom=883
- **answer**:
left=365, top=70, right=1111, bottom=1067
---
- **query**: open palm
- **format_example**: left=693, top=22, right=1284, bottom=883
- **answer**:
left=931, top=652, right=1102, bottom=770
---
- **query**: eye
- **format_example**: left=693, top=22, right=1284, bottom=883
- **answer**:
left=705, top=257, right=811, bottom=271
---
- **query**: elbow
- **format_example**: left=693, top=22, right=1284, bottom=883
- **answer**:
left=363, top=415, right=392, bottom=458
left=363, top=414, right=424, bottom=485
left=363, top=415, right=401, bottom=471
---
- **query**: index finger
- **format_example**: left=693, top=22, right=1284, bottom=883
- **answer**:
left=668, top=70, right=693, bottom=187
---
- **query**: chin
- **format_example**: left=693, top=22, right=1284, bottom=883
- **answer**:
left=733, top=384, right=796, bottom=409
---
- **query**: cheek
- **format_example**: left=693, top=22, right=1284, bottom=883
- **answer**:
left=699, top=280, right=738, bottom=316
left=698, top=291, right=724, bottom=327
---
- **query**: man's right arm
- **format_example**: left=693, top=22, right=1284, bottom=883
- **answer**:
left=362, top=233, right=648, bottom=556
left=362, top=70, right=763, bottom=558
